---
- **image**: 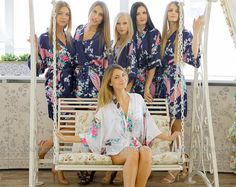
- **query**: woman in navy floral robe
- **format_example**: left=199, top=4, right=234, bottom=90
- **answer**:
left=29, top=1, right=75, bottom=185
left=37, top=32, right=75, bottom=119
left=112, top=12, right=137, bottom=92
left=158, top=1, right=204, bottom=184
left=73, top=1, right=111, bottom=184
left=130, top=2, right=161, bottom=101
left=73, top=1, right=111, bottom=99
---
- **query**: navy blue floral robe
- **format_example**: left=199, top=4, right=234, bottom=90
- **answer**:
left=113, top=40, right=138, bottom=83
left=74, top=25, right=109, bottom=98
left=37, top=32, right=75, bottom=119
left=157, top=29, right=201, bottom=119
left=131, top=27, right=162, bottom=97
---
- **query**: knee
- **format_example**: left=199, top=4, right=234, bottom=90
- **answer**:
left=126, top=147, right=139, bottom=163
left=139, top=146, right=152, bottom=165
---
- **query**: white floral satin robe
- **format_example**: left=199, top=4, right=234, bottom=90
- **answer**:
left=79, top=93, right=162, bottom=156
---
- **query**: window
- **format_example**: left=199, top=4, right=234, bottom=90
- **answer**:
left=1, top=0, right=236, bottom=81
left=13, top=0, right=120, bottom=55
left=0, top=0, right=5, bottom=54
left=14, top=0, right=29, bottom=55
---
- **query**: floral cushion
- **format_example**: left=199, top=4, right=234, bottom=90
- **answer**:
left=72, top=111, right=95, bottom=153
left=59, top=152, right=112, bottom=165
left=75, top=111, right=95, bottom=133
left=150, top=115, right=171, bottom=155
left=58, top=152, right=178, bottom=165
left=152, top=152, right=180, bottom=165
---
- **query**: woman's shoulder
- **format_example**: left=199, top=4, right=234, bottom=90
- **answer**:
left=39, top=32, right=49, bottom=41
left=38, top=32, right=50, bottom=47
left=129, top=93, right=144, bottom=102
left=74, top=24, right=85, bottom=36
left=183, top=29, right=193, bottom=38
left=149, top=27, right=161, bottom=35
left=95, top=102, right=115, bottom=119
left=75, top=24, right=85, bottom=31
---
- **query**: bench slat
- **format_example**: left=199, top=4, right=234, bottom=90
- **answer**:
left=55, top=165, right=183, bottom=171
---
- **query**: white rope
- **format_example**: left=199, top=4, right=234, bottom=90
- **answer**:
left=172, top=0, right=185, bottom=164
left=178, top=0, right=186, bottom=164
left=51, top=0, right=58, bottom=166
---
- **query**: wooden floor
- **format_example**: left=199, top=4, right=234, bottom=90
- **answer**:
left=0, top=170, right=236, bottom=187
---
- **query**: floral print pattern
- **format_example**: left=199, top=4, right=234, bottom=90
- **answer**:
left=131, top=27, right=162, bottom=96
left=35, top=32, right=75, bottom=119
left=112, top=40, right=138, bottom=83
left=73, top=25, right=109, bottom=98
left=78, top=93, right=162, bottom=156
left=59, top=152, right=112, bottom=165
left=156, top=29, right=201, bottom=119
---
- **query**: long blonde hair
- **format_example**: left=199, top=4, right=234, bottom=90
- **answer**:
left=88, top=1, right=111, bottom=50
left=114, top=12, right=134, bottom=63
left=98, top=64, right=126, bottom=108
left=49, top=1, right=72, bottom=49
left=161, top=1, right=184, bottom=64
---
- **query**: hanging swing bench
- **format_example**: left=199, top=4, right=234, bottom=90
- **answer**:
left=52, top=0, right=187, bottom=172
left=54, top=97, right=185, bottom=171
left=28, top=0, right=220, bottom=186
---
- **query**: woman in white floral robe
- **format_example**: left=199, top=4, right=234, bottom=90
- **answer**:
left=57, top=64, right=180, bottom=187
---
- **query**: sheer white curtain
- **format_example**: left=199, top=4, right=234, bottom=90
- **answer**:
left=220, top=0, right=236, bottom=48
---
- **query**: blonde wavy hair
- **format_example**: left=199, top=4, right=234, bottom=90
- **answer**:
left=161, top=1, right=184, bottom=64
left=49, top=1, right=72, bottom=49
left=88, top=1, right=111, bottom=50
left=98, top=64, right=126, bottom=108
left=114, top=12, right=134, bottom=63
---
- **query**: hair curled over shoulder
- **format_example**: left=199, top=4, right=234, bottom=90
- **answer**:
left=98, top=64, right=126, bottom=108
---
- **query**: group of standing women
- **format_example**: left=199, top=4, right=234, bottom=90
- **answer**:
left=33, top=0, right=204, bottom=186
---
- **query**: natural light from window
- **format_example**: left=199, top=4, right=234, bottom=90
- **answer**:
left=0, top=0, right=235, bottom=81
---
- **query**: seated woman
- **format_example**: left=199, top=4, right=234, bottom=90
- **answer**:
left=57, top=64, right=180, bottom=187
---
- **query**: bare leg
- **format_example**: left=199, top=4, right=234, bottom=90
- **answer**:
left=111, top=147, right=139, bottom=187
left=113, top=171, right=123, bottom=185
left=101, top=171, right=115, bottom=184
left=171, top=119, right=181, bottom=134
left=135, top=146, right=152, bottom=187
left=161, top=119, right=182, bottom=184
left=52, top=166, right=69, bottom=185
left=38, top=137, right=53, bottom=159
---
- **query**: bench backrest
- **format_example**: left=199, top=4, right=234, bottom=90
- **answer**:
left=57, top=98, right=171, bottom=154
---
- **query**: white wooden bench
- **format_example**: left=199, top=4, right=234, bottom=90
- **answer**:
left=54, top=98, right=183, bottom=171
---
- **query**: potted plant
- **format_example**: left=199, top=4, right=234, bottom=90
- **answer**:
left=0, top=53, right=30, bottom=76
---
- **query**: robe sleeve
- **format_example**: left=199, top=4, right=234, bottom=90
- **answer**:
left=147, top=29, right=162, bottom=70
left=27, top=33, right=49, bottom=75
left=183, top=30, right=201, bottom=68
left=128, top=41, right=138, bottom=82
left=79, top=108, right=104, bottom=154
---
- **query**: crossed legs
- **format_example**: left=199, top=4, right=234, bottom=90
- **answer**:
left=111, top=146, right=152, bottom=187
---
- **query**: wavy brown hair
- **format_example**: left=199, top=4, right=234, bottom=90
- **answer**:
left=49, top=1, right=72, bottom=50
left=161, top=1, right=184, bottom=64
left=88, top=1, right=111, bottom=50
left=98, top=64, right=126, bottom=108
